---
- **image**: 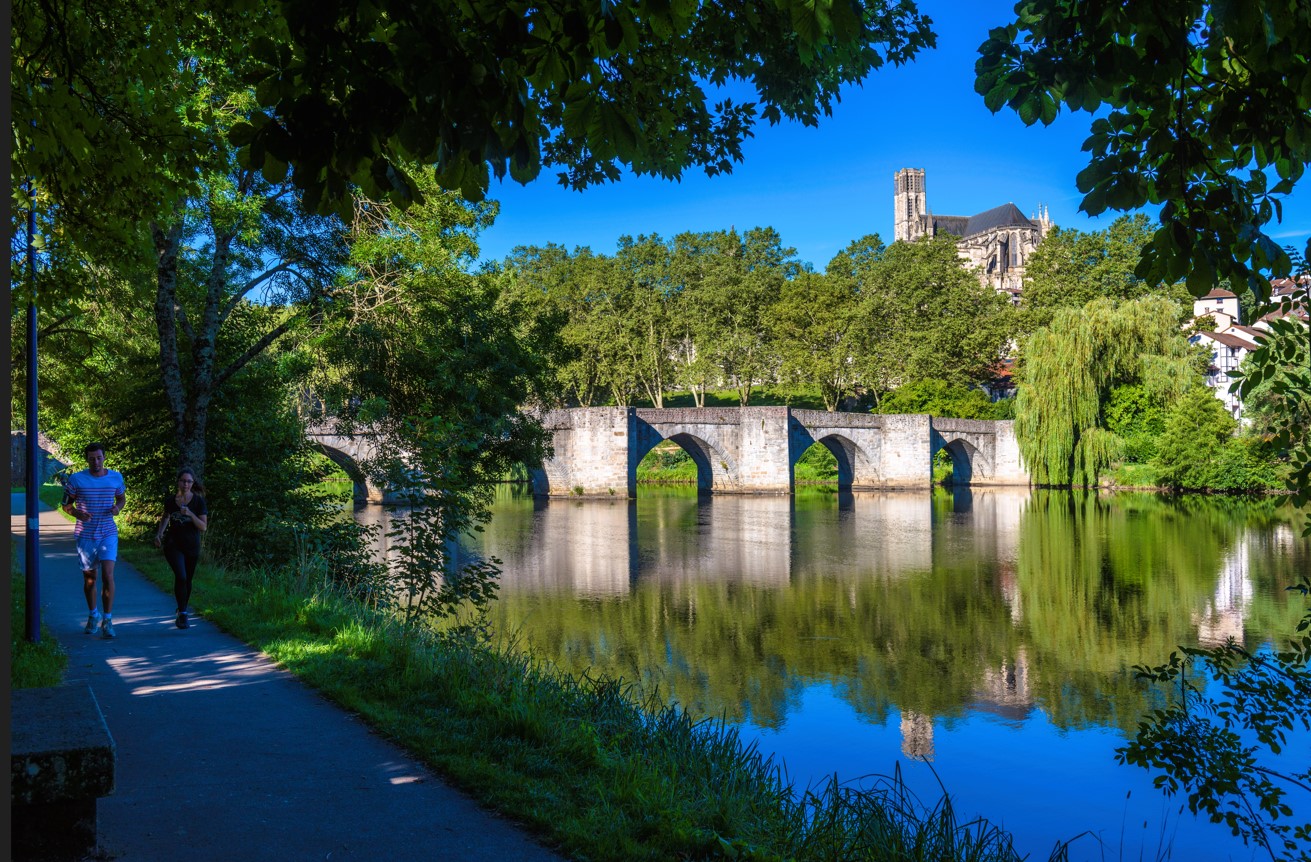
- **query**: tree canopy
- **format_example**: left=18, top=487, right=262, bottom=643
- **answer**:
left=977, top=1, right=1311, bottom=298
left=15, top=0, right=938, bottom=225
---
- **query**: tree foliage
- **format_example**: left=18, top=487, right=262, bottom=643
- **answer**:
left=769, top=271, right=864, bottom=411
left=872, top=379, right=1008, bottom=420
left=977, top=1, right=1311, bottom=299
left=1015, top=297, right=1200, bottom=485
left=1021, top=214, right=1190, bottom=332
left=852, top=235, right=1015, bottom=395
left=15, top=0, right=937, bottom=225
left=1234, top=265, right=1311, bottom=532
left=232, top=0, right=936, bottom=210
left=307, top=178, right=551, bottom=626
left=1118, top=591, right=1311, bottom=862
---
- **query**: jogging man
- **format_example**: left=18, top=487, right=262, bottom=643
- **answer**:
left=62, top=442, right=126, bottom=639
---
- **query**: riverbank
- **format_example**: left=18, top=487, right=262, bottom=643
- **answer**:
left=116, top=539, right=1057, bottom=862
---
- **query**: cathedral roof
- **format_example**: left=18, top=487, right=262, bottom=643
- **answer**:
left=931, top=203, right=1037, bottom=239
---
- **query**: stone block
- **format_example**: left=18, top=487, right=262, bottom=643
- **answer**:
left=11, top=684, right=116, bottom=862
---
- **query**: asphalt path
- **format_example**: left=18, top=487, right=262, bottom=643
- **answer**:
left=11, top=497, right=567, bottom=861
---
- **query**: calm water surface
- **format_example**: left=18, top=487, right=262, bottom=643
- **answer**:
left=360, top=486, right=1310, bottom=861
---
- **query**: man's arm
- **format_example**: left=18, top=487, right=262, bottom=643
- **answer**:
left=112, top=486, right=125, bottom=516
left=61, top=483, right=89, bottom=522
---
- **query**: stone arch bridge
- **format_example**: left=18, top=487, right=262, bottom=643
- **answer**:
left=531, top=407, right=1028, bottom=497
left=304, top=423, right=390, bottom=503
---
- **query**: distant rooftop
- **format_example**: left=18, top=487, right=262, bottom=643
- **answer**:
left=930, top=203, right=1037, bottom=240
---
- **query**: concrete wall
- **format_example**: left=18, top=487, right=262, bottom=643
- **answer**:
left=10, top=432, right=67, bottom=487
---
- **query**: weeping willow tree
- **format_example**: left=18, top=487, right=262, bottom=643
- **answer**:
left=1015, top=296, right=1199, bottom=485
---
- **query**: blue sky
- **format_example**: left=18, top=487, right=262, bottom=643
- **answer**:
left=475, top=0, right=1311, bottom=271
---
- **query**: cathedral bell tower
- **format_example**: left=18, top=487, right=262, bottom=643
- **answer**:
left=894, top=168, right=927, bottom=242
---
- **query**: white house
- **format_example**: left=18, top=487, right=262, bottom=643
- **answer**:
left=1188, top=329, right=1260, bottom=419
left=1193, top=287, right=1240, bottom=322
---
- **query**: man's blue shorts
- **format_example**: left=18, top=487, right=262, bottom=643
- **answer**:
left=77, top=535, right=119, bottom=571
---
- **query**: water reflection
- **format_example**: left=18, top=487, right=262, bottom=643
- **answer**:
left=355, top=486, right=1310, bottom=861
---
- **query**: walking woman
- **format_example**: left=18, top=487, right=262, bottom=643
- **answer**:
left=154, top=469, right=209, bottom=629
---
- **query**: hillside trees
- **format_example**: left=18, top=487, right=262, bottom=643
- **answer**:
left=854, top=234, right=1015, bottom=392
left=669, top=228, right=799, bottom=406
left=770, top=271, right=865, bottom=411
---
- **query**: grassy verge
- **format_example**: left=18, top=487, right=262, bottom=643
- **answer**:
left=11, top=545, right=68, bottom=688
left=117, top=542, right=1052, bottom=862
left=1106, top=462, right=1160, bottom=489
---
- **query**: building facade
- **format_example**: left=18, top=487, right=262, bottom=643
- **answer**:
left=893, top=167, right=1052, bottom=294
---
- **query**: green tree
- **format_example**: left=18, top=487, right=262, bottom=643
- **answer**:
left=1151, top=386, right=1239, bottom=491
left=1021, top=214, right=1190, bottom=331
left=872, top=379, right=1005, bottom=420
left=1102, top=384, right=1167, bottom=464
left=1015, top=296, right=1200, bottom=485
left=840, top=235, right=1015, bottom=401
left=770, top=271, right=863, bottom=412
left=16, top=0, right=936, bottom=224
left=614, top=235, right=679, bottom=408
left=669, top=228, right=797, bottom=406
left=977, top=2, right=1311, bottom=298
left=309, top=179, right=550, bottom=623
left=152, top=161, right=346, bottom=482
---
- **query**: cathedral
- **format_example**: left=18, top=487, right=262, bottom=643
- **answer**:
left=893, top=168, right=1052, bottom=295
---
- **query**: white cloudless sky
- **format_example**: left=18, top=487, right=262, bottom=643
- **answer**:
left=473, top=0, right=1311, bottom=272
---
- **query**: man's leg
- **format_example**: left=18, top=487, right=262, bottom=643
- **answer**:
left=100, top=561, right=116, bottom=615
left=82, top=570, right=98, bottom=611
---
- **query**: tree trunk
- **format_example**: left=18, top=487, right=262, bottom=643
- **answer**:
left=153, top=223, right=194, bottom=473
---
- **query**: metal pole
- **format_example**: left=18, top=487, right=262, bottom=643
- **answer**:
left=25, top=180, right=41, bottom=644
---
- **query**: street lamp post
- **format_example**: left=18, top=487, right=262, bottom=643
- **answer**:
left=25, top=181, right=41, bottom=644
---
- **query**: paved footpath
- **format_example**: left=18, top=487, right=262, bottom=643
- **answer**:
left=11, top=499, right=568, bottom=862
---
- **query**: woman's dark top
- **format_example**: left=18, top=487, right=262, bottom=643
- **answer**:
left=163, top=494, right=207, bottom=554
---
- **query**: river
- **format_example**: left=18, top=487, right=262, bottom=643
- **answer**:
left=357, top=485, right=1310, bottom=861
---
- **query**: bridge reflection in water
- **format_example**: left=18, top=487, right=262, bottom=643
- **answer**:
left=414, top=486, right=1031, bottom=597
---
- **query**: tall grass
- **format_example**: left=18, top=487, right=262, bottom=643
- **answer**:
left=118, top=542, right=1063, bottom=862
left=11, top=545, right=68, bottom=689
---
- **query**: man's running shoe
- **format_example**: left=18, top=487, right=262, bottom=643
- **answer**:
left=100, top=619, right=116, bottom=639
left=85, top=613, right=100, bottom=634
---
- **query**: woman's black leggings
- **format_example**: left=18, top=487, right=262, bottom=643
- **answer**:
left=163, top=544, right=200, bottom=611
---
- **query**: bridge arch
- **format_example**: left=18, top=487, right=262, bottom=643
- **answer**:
left=309, top=440, right=378, bottom=503
left=635, top=431, right=738, bottom=493
left=792, top=433, right=876, bottom=490
left=932, top=437, right=993, bottom=485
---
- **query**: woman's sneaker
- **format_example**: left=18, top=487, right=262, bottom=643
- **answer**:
left=85, top=612, right=101, bottom=634
left=100, top=618, right=116, bottom=639
left=176, top=611, right=189, bottom=629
